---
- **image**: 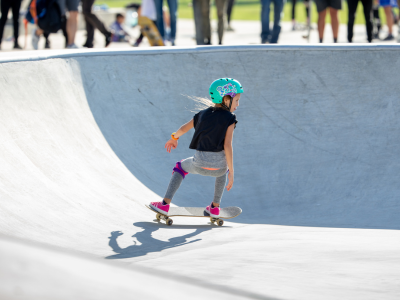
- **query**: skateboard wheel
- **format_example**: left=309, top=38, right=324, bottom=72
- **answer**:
left=210, top=217, right=215, bottom=223
left=166, top=218, right=173, bottom=226
left=156, top=213, right=161, bottom=221
left=217, top=219, right=224, bottom=226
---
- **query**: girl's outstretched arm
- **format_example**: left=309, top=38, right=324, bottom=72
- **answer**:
left=165, top=119, right=194, bottom=153
left=224, top=123, right=235, bottom=191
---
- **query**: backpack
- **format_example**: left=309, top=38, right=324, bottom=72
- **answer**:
left=25, top=0, right=63, bottom=33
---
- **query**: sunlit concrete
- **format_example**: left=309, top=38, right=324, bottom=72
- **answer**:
left=0, top=46, right=400, bottom=299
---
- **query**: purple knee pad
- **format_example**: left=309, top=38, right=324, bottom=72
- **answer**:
left=173, top=161, right=189, bottom=179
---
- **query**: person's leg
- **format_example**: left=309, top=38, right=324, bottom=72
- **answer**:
left=292, top=0, right=297, bottom=29
left=82, top=0, right=111, bottom=40
left=201, top=0, right=211, bottom=44
left=347, top=0, right=358, bottom=42
left=317, top=9, right=327, bottom=41
left=226, top=0, right=235, bottom=25
left=66, top=0, right=79, bottom=47
left=67, top=12, right=78, bottom=46
left=85, top=18, right=95, bottom=47
left=43, top=31, right=50, bottom=48
left=362, top=0, right=373, bottom=42
left=163, top=158, right=196, bottom=204
left=270, top=0, right=283, bottom=43
left=329, top=8, right=339, bottom=42
left=11, top=0, right=22, bottom=47
left=0, top=0, right=11, bottom=47
left=166, top=0, right=178, bottom=43
left=383, top=5, right=393, bottom=35
left=193, top=0, right=205, bottom=44
left=304, top=0, right=310, bottom=26
left=154, top=0, right=165, bottom=39
left=212, top=172, right=227, bottom=206
left=215, top=0, right=226, bottom=44
left=260, top=0, right=271, bottom=43
left=61, top=17, right=68, bottom=48
left=372, top=2, right=381, bottom=37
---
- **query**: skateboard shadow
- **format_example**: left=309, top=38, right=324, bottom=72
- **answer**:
left=106, top=221, right=215, bottom=259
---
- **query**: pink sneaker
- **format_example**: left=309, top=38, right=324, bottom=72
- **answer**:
left=205, top=203, right=220, bottom=218
left=150, top=201, right=170, bottom=214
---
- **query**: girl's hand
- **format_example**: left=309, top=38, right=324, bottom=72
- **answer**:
left=226, top=171, right=234, bottom=191
left=165, top=139, right=178, bottom=153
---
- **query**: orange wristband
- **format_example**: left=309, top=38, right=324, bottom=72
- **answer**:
left=171, top=132, right=179, bottom=141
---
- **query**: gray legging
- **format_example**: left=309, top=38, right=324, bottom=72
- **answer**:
left=164, top=152, right=228, bottom=204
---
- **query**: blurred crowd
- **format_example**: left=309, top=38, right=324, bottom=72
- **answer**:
left=0, top=0, right=399, bottom=50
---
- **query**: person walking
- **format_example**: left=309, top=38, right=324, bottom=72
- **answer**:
left=314, top=0, right=341, bottom=42
left=348, top=0, right=373, bottom=42
left=0, top=0, right=22, bottom=50
left=154, top=0, right=177, bottom=45
left=149, top=78, right=243, bottom=218
left=81, top=0, right=112, bottom=48
left=261, top=0, right=284, bottom=43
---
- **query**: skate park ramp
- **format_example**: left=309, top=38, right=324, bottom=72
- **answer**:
left=1, top=46, right=400, bottom=300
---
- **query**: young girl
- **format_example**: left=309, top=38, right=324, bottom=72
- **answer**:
left=150, top=78, right=243, bottom=217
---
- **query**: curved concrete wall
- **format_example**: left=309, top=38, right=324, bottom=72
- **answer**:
left=1, top=46, right=400, bottom=229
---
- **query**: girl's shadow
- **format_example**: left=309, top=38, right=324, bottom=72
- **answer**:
left=106, top=221, right=216, bottom=259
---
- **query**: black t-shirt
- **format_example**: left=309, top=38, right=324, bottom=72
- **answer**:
left=189, top=107, right=237, bottom=152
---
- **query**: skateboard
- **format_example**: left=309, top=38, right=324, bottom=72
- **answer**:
left=145, top=205, right=242, bottom=226
left=138, top=16, right=164, bottom=46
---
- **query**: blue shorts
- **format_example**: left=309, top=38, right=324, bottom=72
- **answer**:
left=379, top=0, right=398, bottom=7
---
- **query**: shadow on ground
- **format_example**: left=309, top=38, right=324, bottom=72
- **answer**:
left=106, top=222, right=218, bottom=259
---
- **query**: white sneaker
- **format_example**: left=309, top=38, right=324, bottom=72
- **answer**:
left=31, top=29, right=39, bottom=50
left=66, top=43, right=79, bottom=49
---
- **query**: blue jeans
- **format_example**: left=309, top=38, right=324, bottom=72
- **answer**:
left=154, top=0, right=178, bottom=41
left=261, top=0, right=284, bottom=43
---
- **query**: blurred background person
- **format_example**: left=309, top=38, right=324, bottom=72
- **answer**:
left=291, top=0, right=311, bottom=30
left=133, top=0, right=157, bottom=47
left=315, top=0, right=341, bottom=42
left=398, top=0, right=400, bottom=41
left=62, top=0, right=79, bottom=48
left=192, top=0, right=225, bottom=45
left=225, top=0, right=234, bottom=31
left=154, top=0, right=177, bottom=45
left=347, top=0, right=373, bottom=42
left=192, top=0, right=205, bottom=44
left=110, top=13, right=130, bottom=42
left=261, top=0, right=283, bottom=43
left=379, top=0, right=397, bottom=40
left=0, top=0, right=22, bottom=50
left=82, top=0, right=112, bottom=48
left=372, top=0, right=381, bottom=39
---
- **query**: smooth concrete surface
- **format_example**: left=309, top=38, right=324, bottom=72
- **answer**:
left=1, top=46, right=400, bottom=299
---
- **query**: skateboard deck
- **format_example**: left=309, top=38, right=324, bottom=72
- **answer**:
left=145, top=205, right=242, bottom=226
left=138, top=16, right=164, bottom=46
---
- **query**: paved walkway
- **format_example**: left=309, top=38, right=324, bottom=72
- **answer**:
left=0, top=19, right=398, bottom=51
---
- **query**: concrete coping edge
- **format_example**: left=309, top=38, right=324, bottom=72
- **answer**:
left=1, top=44, right=400, bottom=64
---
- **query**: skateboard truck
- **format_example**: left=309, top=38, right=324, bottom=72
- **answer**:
left=156, top=213, right=174, bottom=226
left=155, top=212, right=223, bottom=226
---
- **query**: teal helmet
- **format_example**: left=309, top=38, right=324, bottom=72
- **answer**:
left=209, top=78, right=244, bottom=104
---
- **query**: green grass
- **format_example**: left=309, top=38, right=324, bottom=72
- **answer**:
left=100, top=0, right=397, bottom=25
